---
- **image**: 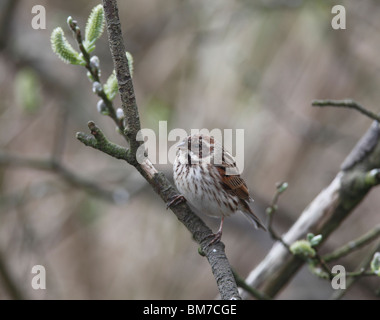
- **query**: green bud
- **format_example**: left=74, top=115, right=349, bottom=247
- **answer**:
left=290, top=240, right=316, bottom=258
left=51, top=27, right=85, bottom=65
left=67, top=16, right=74, bottom=28
left=370, top=252, right=380, bottom=276
left=277, top=181, right=289, bottom=194
left=90, top=56, right=100, bottom=70
left=116, top=108, right=124, bottom=120
left=83, top=4, right=105, bottom=53
left=90, top=56, right=101, bottom=77
left=126, top=51, right=134, bottom=77
left=365, top=169, right=380, bottom=186
left=198, top=246, right=206, bottom=257
left=92, top=81, right=102, bottom=94
left=87, top=71, right=94, bottom=82
left=104, top=70, right=118, bottom=100
left=307, top=233, right=315, bottom=242
left=265, top=207, right=273, bottom=215
left=310, top=234, right=323, bottom=247
left=97, top=100, right=109, bottom=115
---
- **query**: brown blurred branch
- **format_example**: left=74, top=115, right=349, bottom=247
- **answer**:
left=0, top=151, right=119, bottom=202
left=312, top=99, right=380, bottom=122
left=0, top=249, right=24, bottom=300
left=242, top=103, right=380, bottom=299
left=76, top=0, right=241, bottom=300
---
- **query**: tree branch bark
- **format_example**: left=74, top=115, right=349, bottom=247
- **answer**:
left=242, top=118, right=380, bottom=298
left=81, top=0, right=242, bottom=299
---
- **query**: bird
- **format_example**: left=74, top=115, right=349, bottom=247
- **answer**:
left=169, top=133, right=266, bottom=245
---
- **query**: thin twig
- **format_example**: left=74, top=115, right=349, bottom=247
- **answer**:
left=330, top=242, right=380, bottom=300
left=324, top=225, right=380, bottom=262
left=67, top=18, right=123, bottom=133
left=266, top=182, right=290, bottom=249
left=232, top=269, right=271, bottom=300
left=312, top=99, right=380, bottom=122
left=242, top=104, right=380, bottom=299
left=312, top=253, right=334, bottom=280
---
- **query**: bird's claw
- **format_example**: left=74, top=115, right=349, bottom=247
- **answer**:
left=166, top=194, right=186, bottom=209
left=205, top=230, right=223, bottom=247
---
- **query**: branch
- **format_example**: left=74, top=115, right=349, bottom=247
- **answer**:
left=76, top=121, right=130, bottom=161
left=102, top=0, right=141, bottom=154
left=330, top=242, right=380, bottom=299
left=232, top=269, right=271, bottom=300
left=324, top=225, right=380, bottom=262
left=67, top=14, right=124, bottom=135
left=312, top=99, right=380, bottom=123
left=0, top=150, right=119, bottom=202
left=242, top=103, right=380, bottom=299
left=266, top=182, right=290, bottom=249
left=73, top=0, right=241, bottom=300
left=77, top=119, right=240, bottom=299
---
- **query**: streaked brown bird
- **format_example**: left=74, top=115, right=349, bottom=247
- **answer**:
left=171, top=134, right=266, bottom=245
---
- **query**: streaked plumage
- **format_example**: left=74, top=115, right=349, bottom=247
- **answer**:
left=173, top=134, right=266, bottom=244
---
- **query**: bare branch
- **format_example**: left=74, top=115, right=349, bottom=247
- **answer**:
left=77, top=117, right=241, bottom=299
left=324, top=225, right=380, bottom=262
left=242, top=109, right=380, bottom=298
left=102, top=0, right=141, bottom=154
left=265, top=182, right=290, bottom=249
left=73, top=0, right=242, bottom=299
left=312, top=99, right=380, bottom=122
left=232, top=269, right=270, bottom=300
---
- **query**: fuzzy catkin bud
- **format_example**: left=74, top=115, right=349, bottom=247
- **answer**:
left=92, top=81, right=102, bottom=94
left=290, top=240, right=316, bottom=258
left=50, top=27, right=84, bottom=65
left=97, top=100, right=108, bottom=115
left=116, top=108, right=124, bottom=120
left=90, top=56, right=100, bottom=70
left=83, top=4, right=105, bottom=53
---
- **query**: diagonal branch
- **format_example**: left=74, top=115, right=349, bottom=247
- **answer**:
left=242, top=104, right=380, bottom=299
left=77, top=120, right=241, bottom=299
left=102, top=0, right=141, bottom=155
left=330, top=241, right=380, bottom=300
left=75, top=0, right=242, bottom=300
left=312, top=99, right=380, bottom=123
left=323, top=225, right=380, bottom=263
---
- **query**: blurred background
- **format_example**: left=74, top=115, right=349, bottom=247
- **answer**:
left=0, top=0, right=379, bottom=299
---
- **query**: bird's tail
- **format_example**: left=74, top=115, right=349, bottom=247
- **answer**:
left=241, top=199, right=267, bottom=231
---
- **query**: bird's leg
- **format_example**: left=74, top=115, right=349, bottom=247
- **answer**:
left=206, top=217, right=224, bottom=246
left=166, top=194, right=186, bottom=209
